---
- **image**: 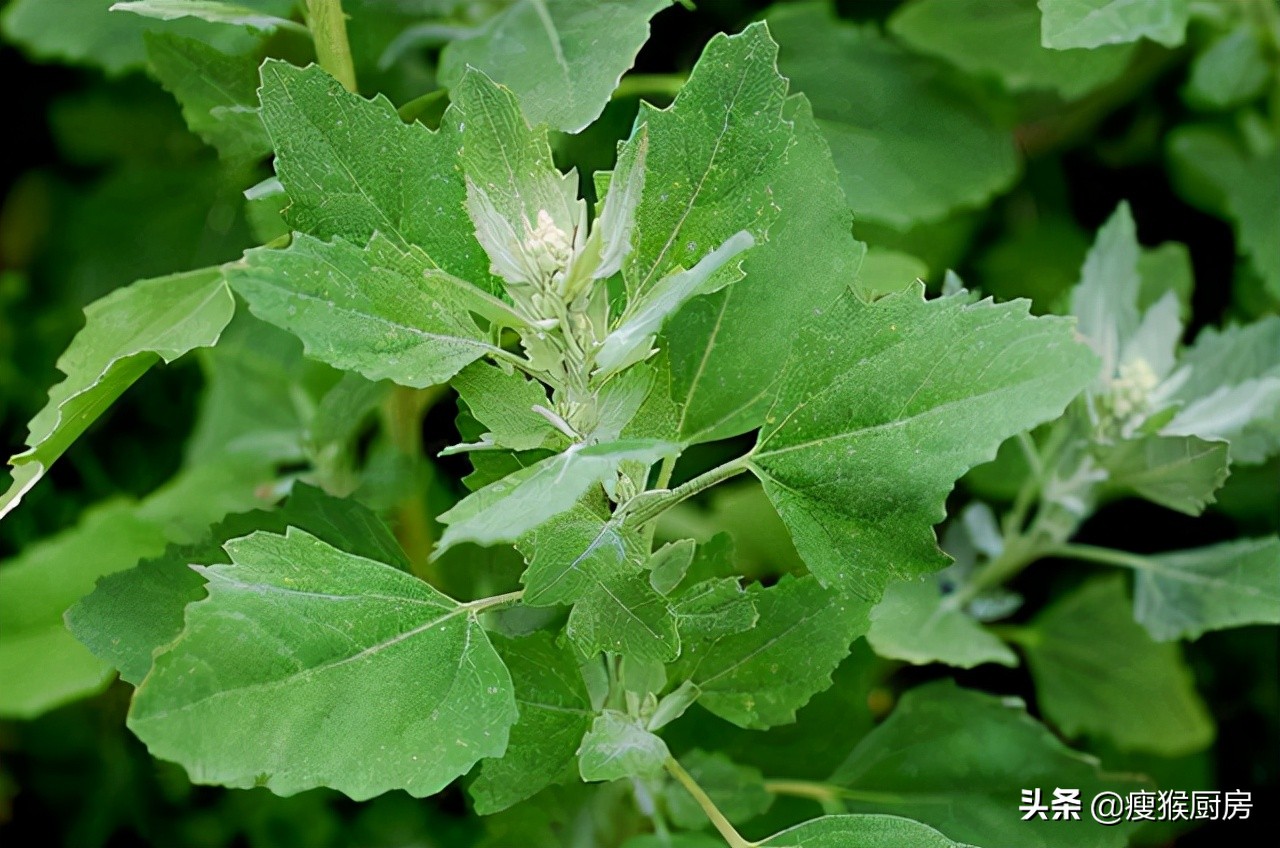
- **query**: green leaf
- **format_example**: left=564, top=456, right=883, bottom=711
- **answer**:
left=1070, top=202, right=1141, bottom=376
left=1133, top=537, right=1280, bottom=641
left=866, top=578, right=1018, bottom=669
left=0, top=460, right=271, bottom=718
left=890, top=0, right=1133, bottom=99
left=577, top=710, right=669, bottom=782
left=449, top=361, right=558, bottom=453
left=1099, top=434, right=1230, bottom=514
left=1226, top=150, right=1280, bottom=300
left=129, top=528, right=517, bottom=799
left=827, top=681, right=1144, bottom=848
left=751, top=287, right=1097, bottom=597
left=0, top=505, right=167, bottom=719
left=67, top=484, right=410, bottom=686
left=769, top=2, right=1018, bottom=229
left=648, top=538, right=695, bottom=595
left=230, top=233, right=501, bottom=388
left=112, top=1, right=305, bottom=33
left=1184, top=23, right=1270, bottom=110
left=437, top=439, right=675, bottom=551
left=1, top=267, right=235, bottom=519
left=625, top=24, right=790, bottom=302
left=144, top=32, right=270, bottom=163
left=1, top=0, right=273, bottom=74
left=1167, top=316, right=1280, bottom=464
left=665, top=96, right=862, bottom=443
left=762, top=815, right=969, bottom=848
left=1038, top=0, right=1189, bottom=49
left=675, top=575, right=870, bottom=729
left=256, top=60, right=496, bottom=287
left=514, top=502, right=683, bottom=660
left=664, top=749, right=771, bottom=830
left=1022, top=576, right=1214, bottom=755
left=671, top=578, right=758, bottom=642
left=439, top=0, right=671, bottom=133
left=471, top=632, right=594, bottom=814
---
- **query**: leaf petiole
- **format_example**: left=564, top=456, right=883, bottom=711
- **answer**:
left=625, top=452, right=754, bottom=527
left=665, top=756, right=758, bottom=848
left=305, top=0, right=358, bottom=92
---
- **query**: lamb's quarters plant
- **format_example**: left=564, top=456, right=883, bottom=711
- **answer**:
left=2, top=0, right=1278, bottom=846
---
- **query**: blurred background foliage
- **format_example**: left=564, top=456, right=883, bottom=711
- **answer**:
left=0, top=0, right=1277, bottom=845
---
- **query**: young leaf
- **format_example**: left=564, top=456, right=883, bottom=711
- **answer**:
left=827, top=681, right=1145, bottom=848
left=1099, top=434, right=1230, bottom=515
left=1, top=267, right=235, bottom=518
left=1133, top=537, right=1280, bottom=641
left=1184, top=24, right=1270, bottom=111
left=567, top=568, right=680, bottom=662
left=256, top=60, right=497, bottom=288
left=665, top=97, right=863, bottom=443
left=450, top=361, right=558, bottom=453
left=438, top=0, right=672, bottom=133
left=751, top=287, right=1097, bottom=598
left=1070, top=202, right=1141, bottom=377
left=67, top=484, right=411, bottom=685
left=761, top=815, right=969, bottom=848
left=230, top=232, right=504, bottom=389
left=577, top=711, right=669, bottom=782
left=769, top=2, right=1017, bottom=229
left=675, top=575, right=871, bottom=729
left=144, top=32, right=269, bottom=163
left=1022, top=576, right=1214, bottom=756
left=624, top=23, right=790, bottom=301
left=437, top=439, right=676, bottom=551
left=1038, top=0, right=1190, bottom=49
left=671, top=578, right=758, bottom=642
left=866, top=578, right=1018, bottom=669
left=471, top=633, right=594, bottom=814
left=890, top=0, right=1133, bottom=99
left=129, top=528, right=518, bottom=800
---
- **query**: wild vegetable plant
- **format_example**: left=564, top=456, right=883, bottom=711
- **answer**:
left=1, top=1, right=1278, bottom=847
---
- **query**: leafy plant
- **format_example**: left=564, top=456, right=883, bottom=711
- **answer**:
left=2, top=1, right=1277, bottom=846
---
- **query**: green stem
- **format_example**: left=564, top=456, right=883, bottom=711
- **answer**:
left=764, top=779, right=912, bottom=807
left=944, top=530, right=1046, bottom=612
left=665, top=757, right=756, bottom=848
left=305, top=0, right=358, bottom=92
left=1046, top=542, right=1155, bottom=572
left=613, top=73, right=688, bottom=102
left=464, top=589, right=525, bottom=614
left=627, top=453, right=753, bottom=527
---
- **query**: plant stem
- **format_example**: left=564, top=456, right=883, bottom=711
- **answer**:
left=613, top=73, right=688, bottom=102
left=305, top=0, right=358, bottom=92
left=762, top=779, right=840, bottom=804
left=665, top=757, right=756, bottom=848
left=464, top=589, right=525, bottom=614
left=1047, top=542, right=1155, bottom=572
left=627, top=453, right=753, bottom=527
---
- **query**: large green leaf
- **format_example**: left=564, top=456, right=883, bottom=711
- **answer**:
left=750, top=287, right=1097, bottom=597
left=675, top=576, right=870, bottom=729
left=665, top=96, right=863, bottom=443
left=144, top=32, right=269, bottom=163
left=67, top=484, right=408, bottom=685
left=1, top=267, right=235, bottom=519
left=763, top=815, right=969, bottom=848
left=827, top=681, right=1143, bottom=848
left=769, top=2, right=1018, bottom=229
left=230, top=233, right=503, bottom=388
left=1022, top=576, right=1214, bottom=756
left=890, top=0, right=1133, bottom=99
left=471, top=633, right=594, bottom=814
left=866, top=578, right=1018, bottom=669
left=1133, top=537, right=1280, bottom=641
left=129, top=528, right=517, bottom=799
left=439, top=0, right=671, bottom=133
left=256, top=60, right=496, bottom=288
left=437, top=440, right=675, bottom=551
left=1038, top=0, right=1189, bottom=49
left=624, top=23, right=790, bottom=302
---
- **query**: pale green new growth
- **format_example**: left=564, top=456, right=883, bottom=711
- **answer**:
left=1038, top=0, right=1190, bottom=49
